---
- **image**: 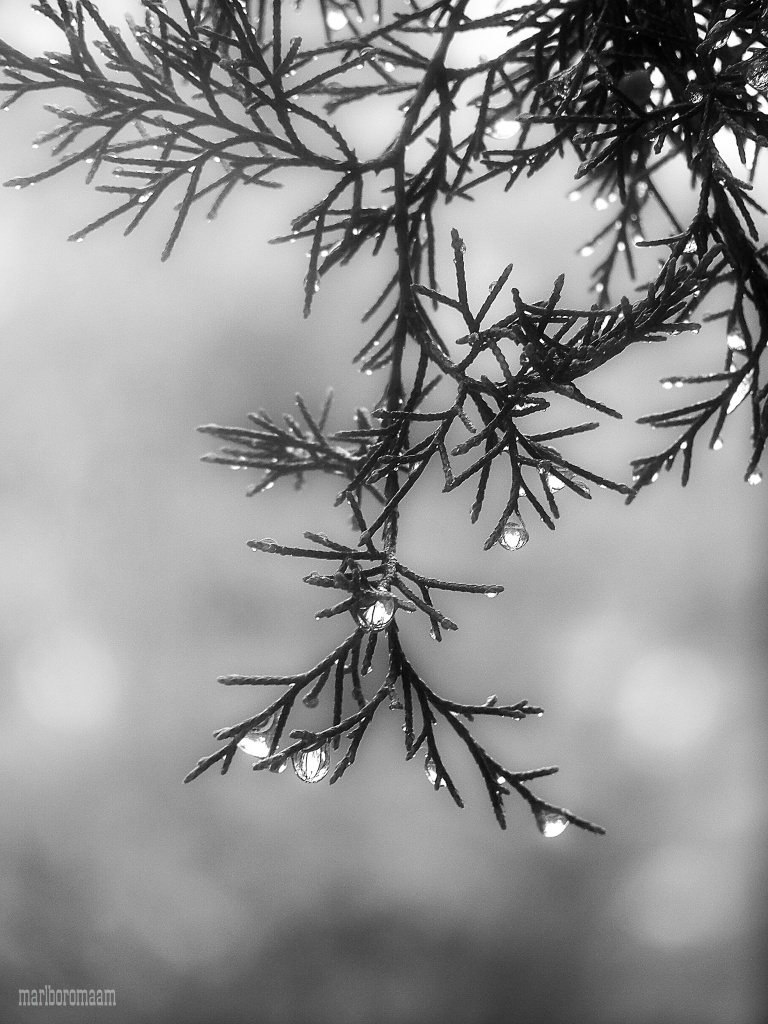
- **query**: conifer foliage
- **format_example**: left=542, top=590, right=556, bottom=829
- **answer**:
left=3, top=0, right=766, bottom=834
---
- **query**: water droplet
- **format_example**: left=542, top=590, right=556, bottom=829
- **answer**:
left=674, top=380, right=684, bottom=388
left=485, top=589, right=500, bottom=598
left=85, top=157, right=94, bottom=164
left=292, top=743, right=330, bottom=782
left=545, top=469, right=569, bottom=492
left=535, top=808, right=569, bottom=838
left=617, top=241, right=626, bottom=252
left=383, top=61, right=394, bottom=72
left=651, top=471, right=659, bottom=482
left=237, top=713, right=277, bottom=759
left=683, top=238, right=697, bottom=253
left=595, top=282, right=605, bottom=294
left=580, top=245, right=595, bottom=258
left=593, top=197, right=609, bottom=211
left=498, top=512, right=529, bottom=551
left=727, top=326, right=747, bottom=352
left=713, top=437, right=724, bottom=451
left=137, top=192, right=151, bottom=203
left=355, top=590, right=395, bottom=632
left=325, top=8, right=348, bottom=30
left=662, top=380, right=674, bottom=389
left=424, top=755, right=446, bottom=788
left=680, top=441, right=688, bottom=450
left=748, top=470, right=762, bottom=485
left=568, top=189, right=582, bottom=202
left=488, top=118, right=520, bottom=140
left=633, top=233, right=645, bottom=245
left=727, top=370, right=754, bottom=414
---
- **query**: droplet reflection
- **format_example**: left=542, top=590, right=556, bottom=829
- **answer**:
left=355, top=590, right=395, bottom=631
left=237, top=714, right=276, bottom=760
left=292, top=743, right=331, bottom=783
left=498, top=512, right=529, bottom=551
left=535, top=808, right=569, bottom=838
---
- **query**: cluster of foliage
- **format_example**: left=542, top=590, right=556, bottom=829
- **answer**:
left=3, top=0, right=766, bottom=835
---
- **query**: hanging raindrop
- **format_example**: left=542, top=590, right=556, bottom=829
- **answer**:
left=545, top=466, right=575, bottom=492
left=748, top=470, right=762, bottom=485
left=579, top=244, right=595, bottom=257
left=593, top=196, right=609, bottom=211
left=487, top=118, right=520, bottom=140
left=568, top=189, right=582, bottom=202
left=424, top=755, right=446, bottom=788
left=355, top=589, right=395, bottom=631
left=713, top=437, right=724, bottom=450
left=292, top=743, right=331, bottom=783
left=498, top=512, right=529, bottom=551
left=534, top=808, right=569, bottom=838
left=727, top=323, right=747, bottom=352
left=325, top=8, right=348, bottom=30
left=237, top=714, right=277, bottom=760
left=727, top=370, right=754, bottom=414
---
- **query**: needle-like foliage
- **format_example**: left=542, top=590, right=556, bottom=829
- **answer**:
left=4, top=0, right=767, bottom=836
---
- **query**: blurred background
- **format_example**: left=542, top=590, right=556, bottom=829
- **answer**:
left=0, top=2, right=766, bottom=1021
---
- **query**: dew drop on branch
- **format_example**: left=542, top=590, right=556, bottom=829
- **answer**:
left=325, top=8, right=348, bottom=30
left=726, top=369, right=754, bottom=414
left=748, top=470, right=762, bottom=485
left=487, top=118, right=520, bottom=140
left=292, top=743, right=331, bottom=783
left=727, top=324, right=747, bottom=352
left=355, top=590, right=395, bottom=632
left=534, top=808, right=569, bottom=838
left=568, top=189, right=582, bottom=202
left=498, top=512, right=529, bottom=551
left=580, top=245, right=595, bottom=257
left=424, top=755, right=446, bottom=788
left=237, top=713, right=277, bottom=760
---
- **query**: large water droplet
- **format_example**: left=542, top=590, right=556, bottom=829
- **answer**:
left=545, top=466, right=576, bottom=492
left=237, top=713, right=277, bottom=759
left=535, top=808, right=569, bottom=838
left=355, top=590, right=395, bottom=631
left=424, top=755, right=446, bottom=788
left=593, top=196, right=609, bottom=211
left=487, top=118, right=520, bottom=140
left=713, top=437, right=724, bottom=451
left=325, top=8, right=348, bottom=30
left=726, top=370, right=754, bottom=414
left=748, top=470, right=762, bottom=485
left=499, top=512, right=529, bottom=551
left=580, top=244, right=595, bottom=258
left=727, top=325, right=747, bottom=352
left=568, top=189, right=582, bottom=202
left=292, top=743, right=330, bottom=782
